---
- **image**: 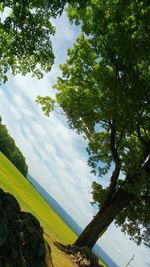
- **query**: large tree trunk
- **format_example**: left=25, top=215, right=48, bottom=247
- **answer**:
left=74, top=188, right=133, bottom=249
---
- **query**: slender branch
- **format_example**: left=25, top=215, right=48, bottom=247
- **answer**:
left=136, top=123, right=150, bottom=163
left=110, top=119, right=121, bottom=164
left=136, top=122, right=147, bottom=145
left=55, top=106, right=66, bottom=116
left=137, top=109, right=149, bottom=140
left=116, top=121, right=126, bottom=149
left=142, top=154, right=150, bottom=175
left=101, top=119, right=121, bottom=209
left=101, top=163, right=121, bottom=210
left=141, top=122, right=149, bottom=141
left=82, top=125, right=92, bottom=140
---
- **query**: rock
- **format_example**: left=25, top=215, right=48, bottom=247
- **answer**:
left=0, top=188, right=48, bottom=267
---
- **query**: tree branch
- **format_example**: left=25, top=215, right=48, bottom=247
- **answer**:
left=101, top=164, right=121, bottom=211
left=110, top=119, right=121, bottom=164
left=136, top=122, right=147, bottom=145
left=142, top=155, right=150, bottom=178
left=101, top=120, right=121, bottom=210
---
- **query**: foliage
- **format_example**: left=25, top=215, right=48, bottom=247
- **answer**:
left=0, top=0, right=89, bottom=82
left=0, top=116, right=28, bottom=176
left=91, top=181, right=108, bottom=208
left=116, top=196, right=150, bottom=247
left=38, top=0, right=150, bottom=247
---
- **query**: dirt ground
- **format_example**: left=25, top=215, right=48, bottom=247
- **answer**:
left=44, top=233, right=79, bottom=267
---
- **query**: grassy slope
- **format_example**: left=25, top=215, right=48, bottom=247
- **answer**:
left=0, top=152, right=106, bottom=267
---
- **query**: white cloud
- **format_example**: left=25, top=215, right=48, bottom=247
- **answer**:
left=0, top=7, right=11, bottom=22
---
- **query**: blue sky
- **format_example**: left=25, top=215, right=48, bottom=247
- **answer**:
left=0, top=12, right=150, bottom=267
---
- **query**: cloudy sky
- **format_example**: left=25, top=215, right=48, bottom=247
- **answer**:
left=0, top=12, right=149, bottom=267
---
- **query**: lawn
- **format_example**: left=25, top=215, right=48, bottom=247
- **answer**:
left=0, top=152, right=107, bottom=267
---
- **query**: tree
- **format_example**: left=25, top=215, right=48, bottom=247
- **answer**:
left=0, top=116, right=28, bottom=176
left=0, top=0, right=87, bottom=82
left=37, top=0, right=150, bottom=249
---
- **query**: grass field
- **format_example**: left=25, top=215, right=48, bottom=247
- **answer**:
left=0, top=152, right=107, bottom=267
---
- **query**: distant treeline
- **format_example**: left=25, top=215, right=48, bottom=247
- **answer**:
left=0, top=116, right=28, bottom=176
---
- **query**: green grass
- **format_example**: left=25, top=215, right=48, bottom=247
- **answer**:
left=0, top=152, right=107, bottom=267
left=0, top=152, right=76, bottom=243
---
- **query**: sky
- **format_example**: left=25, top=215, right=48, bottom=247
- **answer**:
left=0, top=12, right=150, bottom=267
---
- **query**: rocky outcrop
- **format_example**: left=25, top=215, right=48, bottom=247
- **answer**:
left=0, top=188, right=48, bottom=267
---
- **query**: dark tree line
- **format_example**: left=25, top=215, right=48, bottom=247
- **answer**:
left=0, top=116, right=28, bottom=176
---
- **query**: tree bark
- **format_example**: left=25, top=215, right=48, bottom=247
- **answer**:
left=73, top=188, right=133, bottom=249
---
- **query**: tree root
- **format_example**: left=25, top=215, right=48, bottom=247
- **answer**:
left=54, top=241, right=103, bottom=267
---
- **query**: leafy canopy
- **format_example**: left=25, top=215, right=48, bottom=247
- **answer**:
left=37, top=0, right=150, bottom=246
left=0, top=0, right=87, bottom=82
